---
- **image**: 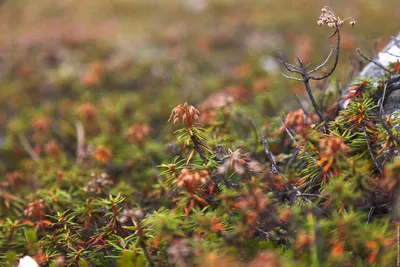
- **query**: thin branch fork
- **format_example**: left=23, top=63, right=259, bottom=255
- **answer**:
left=307, top=46, right=334, bottom=75
left=278, top=28, right=342, bottom=127
left=309, top=28, right=340, bottom=80
left=278, top=50, right=302, bottom=74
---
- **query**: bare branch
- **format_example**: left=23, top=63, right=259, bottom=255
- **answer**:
left=300, top=193, right=328, bottom=199
left=366, top=206, right=375, bottom=224
left=262, top=136, right=283, bottom=176
left=278, top=28, right=342, bottom=127
left=278, top=50, right=302, bottom=74
left=308, top=46, right=334, bottom=74
left=379, top=83, right=388, bottom=114
left=295, top=93, right=309, bottom=116
left=279, top=118, right=296, bottom=142
left=280, top=72, right=303, bottom=81
left=221, top=171, right=233, bottom=189
left=75, top=121, right=85, bottom=165
left=387, top=51, right=400, bottom=58
left=364, top=130, right=382, bottom=174
left=357, top=48, right=395, bottom=75
left=18, top=134, right=40, bottom=163
left=304, top=61, right=314, bottom=69
left=309, top=29, right=341, bottom=80
left=134, top=219, right=155, bottom=266
left=303, top=79, right=326, bottom=126
left=379, top=115, right=400, bottom=146
left=334, top=85, right=343, bottom=118
left=296, top=56, right=303, bottom=66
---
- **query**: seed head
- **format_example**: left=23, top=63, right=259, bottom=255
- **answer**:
left=168, top=102, right=201, bottom=128
left=317, top=6, right=355, bottom=29
left=125, top=123, right=150, bottom=145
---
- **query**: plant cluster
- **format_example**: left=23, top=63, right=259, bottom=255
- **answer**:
left=0, top=5, right=399, bottom=267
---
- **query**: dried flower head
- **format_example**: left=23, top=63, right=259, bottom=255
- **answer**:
left=197, top=86, right=251, bottom=123
left=280, top=109, right=318, bottom=134
left=383, top=160, right=400, bottom=191
left=173, top=168, right=210, bottom=193
left=248, top=251, right=280, bottom=267
left=209, top=217, right=225, bottom=232
left=331, top=241, right=344, bottom=257
left=44, top=139, right=60, bottom=159
left=32, top=117, right=51, bottom=134
left=24, top=199, right=48, bottom=220
left=5, top=172, right=24, bottom=187
left=317, top=134, right=348, bottom=175
left=77, top=103, right=98, bottom=122
left=218, top=148, right=261, bottom=175
left=232, top=188, right=269, bottom=224
left=279, top=209, right=293, bottom=223
left=317, top=6, right=355, bottom=28
left=53, top=256, right=65, bottom=267
left=83, top=172, right=114, bottom=193
left=167, top=240, right=192, bottom=267
left=343, top=80, right=370, bottom=102
left=197, top=253, right=237, bottom=267
left=81, top=62, right=105, bottom=87
left=125, top=123, right=150, bottom=145
left=295, top=232, right=314, bottom=251
left=94, top=145, right=112, bottom=164
left=364, top=233, right=393, bottom=264
left=319, top=134, right=348, bottom=156
left=168, top=102, right=201, bottom=128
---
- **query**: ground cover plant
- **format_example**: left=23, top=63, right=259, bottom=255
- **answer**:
left=0, top=2, right=399, bottom=267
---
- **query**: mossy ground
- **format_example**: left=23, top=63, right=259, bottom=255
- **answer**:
left=0, top=1, right=399, bottom=266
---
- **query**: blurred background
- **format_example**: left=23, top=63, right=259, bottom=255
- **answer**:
left=0, top=0, right=399, bottom=168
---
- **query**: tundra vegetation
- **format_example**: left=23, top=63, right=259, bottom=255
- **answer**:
left=0, top=2, right=399, bottom=267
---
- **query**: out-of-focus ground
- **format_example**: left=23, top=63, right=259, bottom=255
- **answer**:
left=1, top=0, right=398, bottom=56
left=1, top=0, right=398, bottom=86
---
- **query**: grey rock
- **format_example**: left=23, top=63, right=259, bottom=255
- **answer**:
left=384, top=90, right=400, bottom=114
left=359, top=32, right=400, bottom=79
left=342, top=32, right=400, bottom=110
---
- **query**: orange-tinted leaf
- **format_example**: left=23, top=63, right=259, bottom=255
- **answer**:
left=365, top=240, right=377, bottom=249
left=331, top=242, right=344, bottom=257
left=366, top=252, right=377, bottom=264
left=383, top=238, right=393, bottom=246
